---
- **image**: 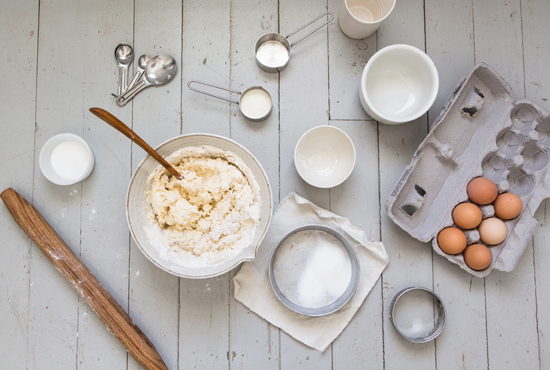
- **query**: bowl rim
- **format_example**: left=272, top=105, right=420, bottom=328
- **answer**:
left=294, top=125, right=356, bottom=188
left=126, top=133, right=273, bottom=279
left=361, top=44, right=439, bottom=124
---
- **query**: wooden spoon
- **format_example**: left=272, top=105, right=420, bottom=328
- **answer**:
left=89, top=107, right=183, bottom=180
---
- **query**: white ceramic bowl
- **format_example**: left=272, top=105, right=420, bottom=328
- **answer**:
left=39, top=133, right=95, bottom=185
left=360, top=44, right=439, bottom=124
left=294, top=125, right=356, bottom=188
left=127, top=134, right=273, bottom=279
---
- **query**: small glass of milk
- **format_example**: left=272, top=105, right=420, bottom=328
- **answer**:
left=39, top=133, right=95, bottom=185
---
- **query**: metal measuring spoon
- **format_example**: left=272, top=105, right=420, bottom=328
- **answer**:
left=117, top=54, right=177, bottom=106
left=124, top=54, right=151, bottom=94
left=114, top=43, right=134, bottom=96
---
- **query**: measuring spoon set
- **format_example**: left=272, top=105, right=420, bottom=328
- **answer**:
left=114, top=44, right=177, bottom=107
left=114, top=12, right=333, bottom=120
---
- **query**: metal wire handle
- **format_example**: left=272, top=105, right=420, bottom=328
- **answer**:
left=286, top=11, right=334, bottom=47
left=187, top=80, right=241, bottom=104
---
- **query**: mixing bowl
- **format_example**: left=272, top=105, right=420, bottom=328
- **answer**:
left=127, top=134, right=273, bottom=279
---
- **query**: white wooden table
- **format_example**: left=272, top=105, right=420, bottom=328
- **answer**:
left=2, top=0, right=549, bottom=369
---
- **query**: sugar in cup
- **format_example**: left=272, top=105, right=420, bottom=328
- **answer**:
left=359, top=44, right=439, bottom=125
left=338, top=0, right=396, bottom=39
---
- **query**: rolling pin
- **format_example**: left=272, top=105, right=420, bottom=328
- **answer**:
left=0, top=188, right=168, bottom=370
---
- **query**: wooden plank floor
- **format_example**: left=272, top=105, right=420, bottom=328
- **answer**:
left=1, top=0, right=549, bottom=369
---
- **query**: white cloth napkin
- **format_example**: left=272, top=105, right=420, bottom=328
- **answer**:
left=233, top=193, right=389, bottom=352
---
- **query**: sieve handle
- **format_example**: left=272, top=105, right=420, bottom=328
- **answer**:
left=286, top=11, right=334, bottom=47
left=187, top=80, right=241, bottom=104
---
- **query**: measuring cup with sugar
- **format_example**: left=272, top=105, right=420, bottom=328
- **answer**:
left=255, top=12, right=334, bottom=73
left=187, top=80, right=272, bottom=122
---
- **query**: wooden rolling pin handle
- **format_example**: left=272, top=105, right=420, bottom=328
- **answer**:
left=0, top=188, right=168, bottom=370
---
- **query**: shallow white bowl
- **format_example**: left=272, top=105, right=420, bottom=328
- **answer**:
left=294, top=125, right=356, bottom=188
left=360, top=44, right=439, bottom=124
left=127, top=134, right=273, bottom=279
left=39, top=133, right=95, bottom=186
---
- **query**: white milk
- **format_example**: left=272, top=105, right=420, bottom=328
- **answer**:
left=50, top=140, right=90, bottom=181
left=240, top=88, right=272, bottom=119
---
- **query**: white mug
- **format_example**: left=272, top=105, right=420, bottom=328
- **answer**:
left=338, top=0, right=396, bottom=39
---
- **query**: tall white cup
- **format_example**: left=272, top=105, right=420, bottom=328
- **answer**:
left=338, top=0, right=396, bottom=39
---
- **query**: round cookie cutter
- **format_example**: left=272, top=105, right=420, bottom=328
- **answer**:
left=255, top=12, right=334, bottom=73
left=187, top=80, right=272, bottom=122
left=389, top=287, right=446, bottom=343
left=268, top=224, right=360, bottom=317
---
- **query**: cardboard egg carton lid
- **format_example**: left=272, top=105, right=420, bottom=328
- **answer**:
left=385, top=63, right=550, bottom=277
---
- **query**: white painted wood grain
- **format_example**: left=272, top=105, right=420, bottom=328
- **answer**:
left=28, top=1, right=92, bottom=368
left=277, top=0, right=332, bottom=368
left=181, top=0, right=231, bottom=137
left=2, top=1, right=549, bottom=369
left=377, top=1, right=437, bottom=369
left=74, top=1, right=134, bottom=369
left=327, top=0, right=373, bottom=120
left=473, top=1, right=540, bottom=368
left=228, top=0, right=281, bottom=368
left=426, top=0, right=475, bottom=125
left=425, top=1, right=489, bottom=369
left=379, top=121, right=435, bottom=370
left=0, top=0, right=38, bottom=368
left=330, top=120, right=383, bottom=369
left=533, top=202, right=550, bottom=369
left=180, top=1, right=232, bottom=369
left=522, top=0, right=550, bottom=110
left=432, top=256, right=487, bottom=370
left=473, top=0, right=524, bottom=100
left=523, top=1, right=550, bottom=369
left=128, top=0, right=183, bottom=369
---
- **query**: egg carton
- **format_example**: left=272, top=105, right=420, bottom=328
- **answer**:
left=385, top=63, right=550, bottom=277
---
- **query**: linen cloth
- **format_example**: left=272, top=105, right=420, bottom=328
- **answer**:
left=233, top=193, right=389, bottom=352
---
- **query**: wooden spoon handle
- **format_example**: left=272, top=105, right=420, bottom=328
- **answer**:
left=0, top=188, right=169, bottom=370
left=89, top=107, right=183, bottom=180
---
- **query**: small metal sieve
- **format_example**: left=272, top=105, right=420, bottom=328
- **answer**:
left=255, top=12, right=334, bottom=73
left=187, top=80, right=272, bottom=122
left=268, top=224, right=360, bottom=317
left=389, top=287, right=446, bottom=343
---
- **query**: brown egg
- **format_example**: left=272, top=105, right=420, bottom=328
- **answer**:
left=478, top=218, right=507, bottom=245
left=467, top=177, right=498, bottom=205
left=493, top=192, right=523, bottom=220
left=452, top=202, right=482, bottom=229
left=437, top=227, right=467, bottom=255
left=463, top=243, right=492, bottom=270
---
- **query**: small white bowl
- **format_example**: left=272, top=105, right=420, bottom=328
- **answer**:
left=294, top=125, right=356, bottom=188
left=39, top=133, right=95, bottom=186
left=359, top=44, right=439, bottom=125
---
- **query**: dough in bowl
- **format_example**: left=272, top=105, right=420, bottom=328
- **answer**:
left=146, top=145, right=261, bottom=266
